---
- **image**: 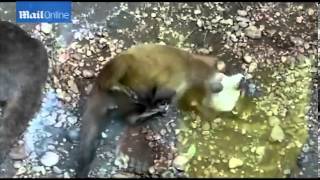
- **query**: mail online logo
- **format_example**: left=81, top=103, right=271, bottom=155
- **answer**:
left=16, top=1, right=72, bottom=23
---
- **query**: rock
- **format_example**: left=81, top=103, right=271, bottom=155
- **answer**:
left=228, top=157, right=243, bottom=168
left=32, top=166, right=46, bottom=175
left=238, top=21, right=248, bottom=28
left=67, top=116, right=77, bottom=125
left=112, top=172, right=137, bottom=178
left=40, top=23, right=53, bottom=34
left=40, top=151, right=60, bottom=167
left=9, top=145, right=29, bottom=160
left=82, top=69, right=94, bottom=78
left=16, top=167, right=27, bottom=175
left=248, top=62, right=257, bottom=73
left=237, top=10, right=247, bottom=16
left=270, top=125, right=285, bottom=142
left=68, top=80, right=79, bottom=94
left=296, top=16, right=303, bottom=23
left=217, top=61, right=226, bottom=72
left=173, top=155, right=189, bottom=171
left=255, top=146, right=265, bottom=160
left=244, top=25, right=262, bottom=39
left=13, top=161, right=23, bottom=169
left=307, top=8, right=315, bottom=16
left=268, top=116, right=280, bottom=127
left=196, top=19, right=203, bottom=27
left=220, top=19, right=233, bottom=25
left=290, top=36, right=304, bottom=46
left=202, top=122, right=211, bottom=131
left=243, top=54, right=253, bottom=63
left=53, top=166, right=62, bottom=174
left=194, top=9, right=201, bottom=15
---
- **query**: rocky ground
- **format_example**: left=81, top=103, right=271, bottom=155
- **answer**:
left=0, top=2, right=318, bottom=178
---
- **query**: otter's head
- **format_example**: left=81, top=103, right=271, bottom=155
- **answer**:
left=204, top=72, right=246, bottom=112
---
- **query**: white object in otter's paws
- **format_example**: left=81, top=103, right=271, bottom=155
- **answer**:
left=208, top=73, right=244, bottom=112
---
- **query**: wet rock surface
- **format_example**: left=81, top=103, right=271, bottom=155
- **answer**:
left=0, top=2, right=318, bottom=178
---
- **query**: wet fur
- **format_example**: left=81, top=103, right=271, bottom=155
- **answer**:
left=75, top=44, right=221, bottom=177
left=0, top=21, right=48, bottom=162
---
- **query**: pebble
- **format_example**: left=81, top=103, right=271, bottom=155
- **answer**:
left=296, top=16, right=303, bottom=23
left=269, top=116, right=280, bottom=127
left=67, top=116, right=77, bottom=125
left=228, top=157, right=243, bottom=168
left=82, top=69, right=95, bottom=78
left=237, top=10, right=247, bottom=16
left=173, top=155, right=189, bottom=171
left=243, top=54, right=253, bottom=63
left=53, top=166, right=62, bottom=174
left=13, top=161, right=23, bottom=169
left=220, top=19, right=233, bottom=25
left=151, top=12, right=156, bottom=18
left=16, top=167, right=27, bottom=175
left=270, top=125, right=285, bottom=142
left=32, top=166, right=46, bottom=175
left=238, top=21, right=248, bottom=28
left=40, top=151, right=60, bottom=167
left=307, top=8, right=315, bottom=16
left=40, top=23, right=53, bottom=34
left=248, top=62, right=257, bottom=73
left=194, top=9, right=201, bottom=15
left=217, top=61, right=226, bottom=72
left=196, top=19, right=203, bottom=27
left=244, top=25, right=262, bottom=39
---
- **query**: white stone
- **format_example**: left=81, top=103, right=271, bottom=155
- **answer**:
left=40, top=151, right=60, bottom=167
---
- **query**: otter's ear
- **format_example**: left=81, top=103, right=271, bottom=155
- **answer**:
left=210, top=81, right=223, bottom=93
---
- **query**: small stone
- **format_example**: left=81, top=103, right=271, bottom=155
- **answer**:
left=194, top=9, right=201, bottom=15
left=68, top=80, right=79, bottom=94
left=237, top=10, right=247, bottom=16
left=269, top=116, right=280, bottom=127
left=53, top=166, right=62, bottom=174
left=238, top=21, right=248, bottom=28
left=196, top=19, right=203, bottom=27
left=82, top=69, right=94, bottom=78
left=63, top=172, right=70, bottom=178
left=244, top=25, right=262, bottom=39
left=40, top=151, right=60, bottom=167
left=270, top=125, right=285, bottom=142
left=151, top=13, right=156, bottom=18
left=296, top=16, right=303, bottom=23
left=101, top=132, right=108, bottom=138
left=220, top=19, right=233, bottom=25
left=243, top=54, right=253, bottom=63
left=228, top=157, right=243, bottom=169
left=217, top=61, right=226, bottom=72
left=202, top=122, right=211, bottom=131
left=248, top=62, right=257, bottom=73
left=86, top=50, right=92, bottom=57
left=16, top=167, right=26, bottom=175
left=40, top=23, right=53, bottom=34
left=32, top=166, right=46, bottom=175
left=13, top=161, right=22, bottom=169
left=307, top=8, right=314, bottom=16
left=173, top=155, right=189, bottom=171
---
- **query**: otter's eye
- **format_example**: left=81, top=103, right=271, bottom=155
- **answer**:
left=211, top=82, right=223, bottom=93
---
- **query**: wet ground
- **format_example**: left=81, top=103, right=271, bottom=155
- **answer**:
left=0, top=2, right=318, bottom=178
